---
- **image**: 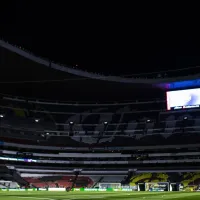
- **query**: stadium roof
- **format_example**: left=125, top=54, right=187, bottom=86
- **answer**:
left=0, top=40, right=166, bottom=102
left=1, top=40, right=200, bottom=102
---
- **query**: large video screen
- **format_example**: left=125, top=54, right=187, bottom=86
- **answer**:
left=166, top=88, right=200, bottom=110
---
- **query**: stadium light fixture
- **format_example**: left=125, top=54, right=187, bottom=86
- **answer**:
left=69, top=121, right=74, bottom=125
left=0, top=114, right=4, bottom=118
left=104, top=121, right=108, bottom=125
left=146, top=119, right=151, bottom=123
left=35, top=119, right=40, bottom=122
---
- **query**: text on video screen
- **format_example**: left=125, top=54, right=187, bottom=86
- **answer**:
left=166, top=88, right=200, bottom=110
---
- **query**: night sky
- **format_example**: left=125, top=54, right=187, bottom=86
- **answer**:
left=1, top=2, right=200, bottom=76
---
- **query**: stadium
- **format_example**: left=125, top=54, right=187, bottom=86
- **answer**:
left=1, top=39, right=200, bottom=200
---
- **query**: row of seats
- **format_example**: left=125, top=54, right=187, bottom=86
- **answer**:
left=1, top=110, right=200, bottom=136
left=4, top=151, right=200, bottom=162
left=24, top=177, right=73, bottom=188
left=5, top=173, right=200, bottom=189
left=0, top=98, right=164, bottom=113
left=1, top=131, right=200, bottom=147
left=1, top=117, right=200, bottom=135
left=1, top=107, right=199, bottom=124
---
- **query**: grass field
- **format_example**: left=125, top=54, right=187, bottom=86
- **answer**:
left=1, top=191, right=200, bottom=200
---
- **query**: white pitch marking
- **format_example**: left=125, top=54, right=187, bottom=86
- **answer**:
left=17, top=197, right=55, bottom=200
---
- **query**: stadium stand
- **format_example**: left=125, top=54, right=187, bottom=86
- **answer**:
left=1, top=39, right=200, bottom=192
left=181, top=173, right=200, bottom=191
left=1, top=94, right=200, bottom=191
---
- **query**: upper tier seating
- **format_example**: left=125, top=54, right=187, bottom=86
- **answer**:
left=1, top=97, right=200, bottom=147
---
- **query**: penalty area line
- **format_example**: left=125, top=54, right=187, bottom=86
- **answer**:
left=17, top=197, right=55, bottom=200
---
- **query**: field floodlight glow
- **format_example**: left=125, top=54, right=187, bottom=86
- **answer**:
left=0, top=114, right=4, bottom=118
left=69, top=121, right=74, bottom=125
left=35, top=119, right=40, bottom=122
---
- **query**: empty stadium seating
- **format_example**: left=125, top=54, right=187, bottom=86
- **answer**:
left=1, top=94, right=200, bottom=189
left=1, top=95, right=200, bottom=148
left=181, top=173, right=200, bottom=190
left=2, top=37, right=200, bottom=192
left=24, top=176, right=93, bottom=188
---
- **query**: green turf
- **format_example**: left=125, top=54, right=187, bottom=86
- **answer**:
left=1, top=191, right=200, bottom=200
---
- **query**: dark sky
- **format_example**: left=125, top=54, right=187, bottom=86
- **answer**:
left=0, top=1, right=199, bottom=76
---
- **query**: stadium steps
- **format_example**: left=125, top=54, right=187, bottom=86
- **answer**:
left=71, top=172, right=79, bottom=189
left=92, top=176, right=104, bottom=188
left=121, top=171, right=134, bottom=184
left=10, top=170, right=28, bottom=187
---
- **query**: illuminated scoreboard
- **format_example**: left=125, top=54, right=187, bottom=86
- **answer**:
left=166, top=88, right=200, bottom=110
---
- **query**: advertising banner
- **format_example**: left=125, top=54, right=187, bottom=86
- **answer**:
left=73, top=188, right=80, bottom=191
left=84, top=188, right=98, bottom=191
left=0, top=189, right=8, bottom=191
left=122, top=188, right=132, bottom=191
left=27, top=189, right=34, bottom=191
left=8, top=189, right=26, bottom=191
left=48, top=188, right=66, bottom=192
left=145, top=182, right=169, bottom=192
left=38, top=188, right=47, bottom=191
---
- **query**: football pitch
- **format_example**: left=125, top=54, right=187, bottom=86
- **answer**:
left=1, top=191, right=200, bottom=200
